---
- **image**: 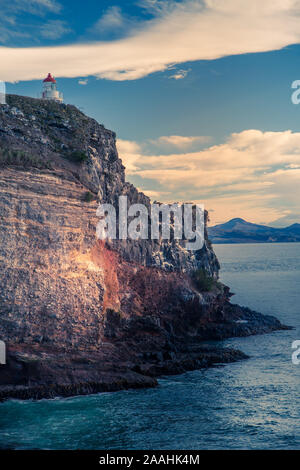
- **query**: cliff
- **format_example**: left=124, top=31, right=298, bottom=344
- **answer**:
left=0, top=95, right=219, bottom=274
left=0, top=96, right=288, bottom=400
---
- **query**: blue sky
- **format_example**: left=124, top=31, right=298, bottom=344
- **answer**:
left=1, top=0, right=300, bottom=225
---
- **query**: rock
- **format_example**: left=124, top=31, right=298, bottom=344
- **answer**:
left=0, top=95, right=219, bottom=276
left=0, top=95, right=289, bottom=400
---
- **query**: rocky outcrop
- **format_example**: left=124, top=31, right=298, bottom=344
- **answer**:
left=0, top=95, right=219, bottom=275
left=0, top=95, right=288, bottom=400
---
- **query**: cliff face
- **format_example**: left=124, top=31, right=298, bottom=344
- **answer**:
left=0, top=95, right=219, bottom=275
left=0, top=96, right=287, bottom=400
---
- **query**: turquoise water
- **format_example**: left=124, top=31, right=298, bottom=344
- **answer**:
left=0, top=243, right=299, bottom=449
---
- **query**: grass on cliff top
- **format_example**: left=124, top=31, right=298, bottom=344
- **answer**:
left=5, top=94, right=110, bottom=136
left=6, top=94, right=88, bottom=122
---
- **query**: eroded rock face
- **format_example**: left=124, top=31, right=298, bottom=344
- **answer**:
left=0, top=96, right=287, bottom=400
left=0, top=166, right=223, bottom=351
left=0, top=168, right=105, bottom=350
left=0, top=95, right=219, bottom=276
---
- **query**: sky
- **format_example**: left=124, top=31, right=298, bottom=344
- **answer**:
left=1, top=0, right=300, bottom=226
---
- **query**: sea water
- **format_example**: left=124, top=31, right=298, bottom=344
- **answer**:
left=0, top=243, right=299, bottom=449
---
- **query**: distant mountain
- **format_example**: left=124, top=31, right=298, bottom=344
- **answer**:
left=208, top=218, right=300, bottom=244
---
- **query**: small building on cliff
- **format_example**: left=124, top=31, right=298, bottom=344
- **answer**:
left=41, top=73, right=63, bottom=103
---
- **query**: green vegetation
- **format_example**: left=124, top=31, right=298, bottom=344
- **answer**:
left=192, top=268, right=222, bottom=292
left=67, top=150, right=88, bottom=163
left=83, top=191, right=94, bottom=202
left=0, top=148, right=52, bottom=169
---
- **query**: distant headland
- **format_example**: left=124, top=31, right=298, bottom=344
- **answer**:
left=208, top=218, right=300, bottom=244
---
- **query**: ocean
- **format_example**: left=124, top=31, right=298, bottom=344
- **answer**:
left=0, top=243, right=299, bottom=450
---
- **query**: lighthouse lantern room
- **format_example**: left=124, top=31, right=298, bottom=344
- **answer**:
left=41, top=73, right=63, bottom=103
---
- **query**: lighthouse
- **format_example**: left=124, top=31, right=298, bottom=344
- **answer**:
left=41, top=73, right=63, bottom=103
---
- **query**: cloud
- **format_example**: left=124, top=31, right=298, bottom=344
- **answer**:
left=138, top=0, right=182, bottom=15
left=152, top=135, right=211, bottom=148
left=2, top=0, right=300, bottom=81
left=117, top=129, right=300, bottom=225
left=39, top=20, right=71, bottom=40
left=1, top=0, right=61, bottom=16
left=0, top=0, right=63, bottom=45
left=117, top=139, right=144, bottom=172
left=90, top=6, right=125, bottom=34
left=0, top=24, right=29, bottom=44
left=87, top=6, right=141, bottom=40
left=136, top=188, right=171, bottom=199
left=78, top=78, right=88, bottom=85
left=168, top=69, right=190, bottom=80
left=30, top=0, right=61, bottom=13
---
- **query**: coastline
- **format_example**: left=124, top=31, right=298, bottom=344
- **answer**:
left=0, top=96, right=291, bottom=403
left=0, top=301, right=290, bottom=401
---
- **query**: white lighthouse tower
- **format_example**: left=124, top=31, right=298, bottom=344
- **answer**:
left=41, top=73, right=63, bottom=102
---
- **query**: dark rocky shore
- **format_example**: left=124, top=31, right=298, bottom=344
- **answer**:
left=0, top=95, right=289, bottom=400
left=0, top=300, right=287, bottom=401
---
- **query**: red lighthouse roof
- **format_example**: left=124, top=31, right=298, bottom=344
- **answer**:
left=43, top=73, right=56, bottom=83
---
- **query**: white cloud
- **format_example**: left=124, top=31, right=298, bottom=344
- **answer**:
left=168, top=69, right=190, bottom=80
left=117, top=129, right=300, bottom=225
left=39, top=20, right=71, bottom=40
left=117, top=139, right=144, bottom=172
left=0, top=0, right=63, bottom=45
left=78, top=78, right=88, bottom=85
left=2, top=0, right=61, bottom=16
left=153, top=135, right=211, bottom=148
left=32, top=0, right=61, bottom=13
left=0, top=24, right=29, bottom=44
left=1, top=0, right=300, bottom=81
left=138, top=0, right=183, bottom=15
left=90, top=6, right=126, bottom=34
left=137, top=188, right=171, bottom=199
